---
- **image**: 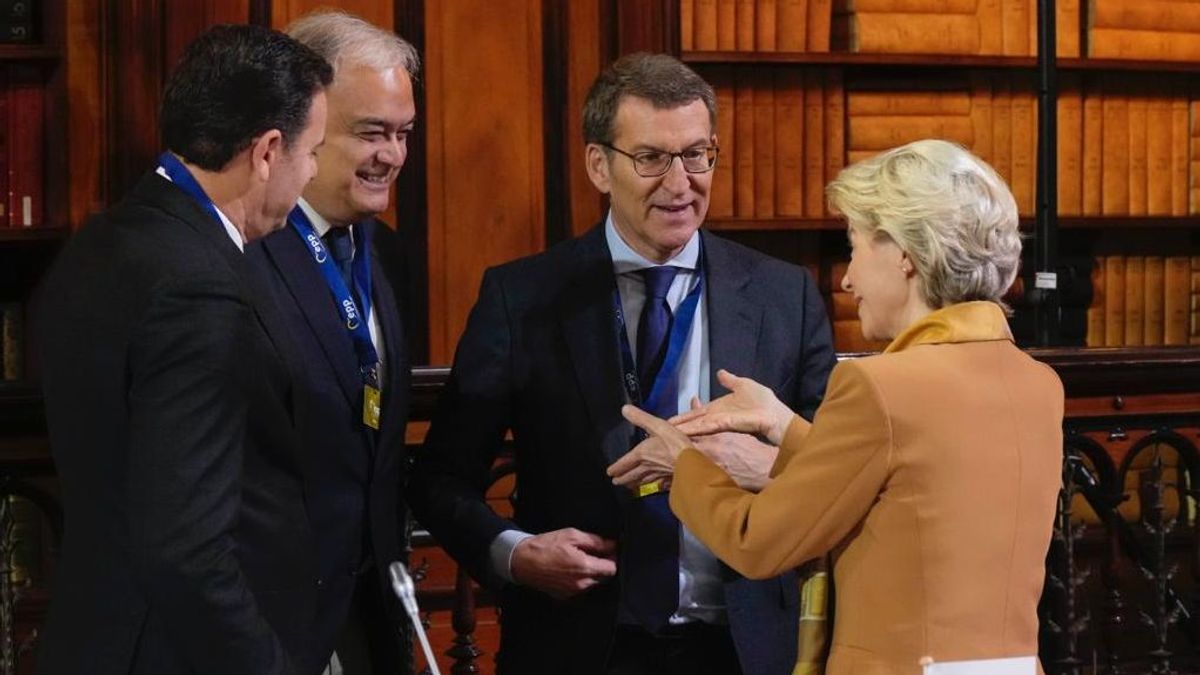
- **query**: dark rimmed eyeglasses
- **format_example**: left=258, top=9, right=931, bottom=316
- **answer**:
left=599, top=143, right=719, bottom=177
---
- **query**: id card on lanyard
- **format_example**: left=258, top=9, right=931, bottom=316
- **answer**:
left=288, top=206, right=383, bottom=430
left=614, top=251, right=705, bottom=496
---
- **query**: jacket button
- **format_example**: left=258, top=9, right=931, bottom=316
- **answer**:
left=316, top=578, right=325, bottom=588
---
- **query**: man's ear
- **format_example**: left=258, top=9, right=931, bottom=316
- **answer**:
left=584, top=143, right=613, bottom=194
left=249, top=129, right=285, bottom=182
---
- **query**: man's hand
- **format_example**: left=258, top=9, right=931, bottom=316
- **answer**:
left=511, top=528, right=617, bottom=600
left=607, top=405, right=695, bottom=489
left=670, top=370, right=796, bottom=445
left=692, top=432, right=779, bottom=492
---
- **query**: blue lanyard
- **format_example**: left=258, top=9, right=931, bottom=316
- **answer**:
left=157, top=152, right=226, bottom=229
left=287, top=206, right=380, bottom=384
left=614, top=254, right=705, bottom=417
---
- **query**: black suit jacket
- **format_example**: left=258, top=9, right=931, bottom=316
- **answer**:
left=36, top=173, right=316, bottom=675
left=407, top=225, right=836, bottom=675
left=248, top=218, right=412, bottom=673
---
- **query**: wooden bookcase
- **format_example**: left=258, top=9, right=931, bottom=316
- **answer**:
left=664, top=1, right=1200, bottom=353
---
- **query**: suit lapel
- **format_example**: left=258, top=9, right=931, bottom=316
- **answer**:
left=367, top=220, right=409, bottom=466
left=703, top=232, right=763, bottom=397
left=130, top=173, right=300, bottom=374
left=260, top=224, right=361, bottom=407
left=558, top=226, right=636, bottom=470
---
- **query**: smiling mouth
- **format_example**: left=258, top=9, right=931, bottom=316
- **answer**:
left=356, top=170, right=392, bottom=187
left=653, top=203, right=691, bottom=214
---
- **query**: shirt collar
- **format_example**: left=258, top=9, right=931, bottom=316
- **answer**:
left=297, top=197, right=333, bottom=237
left=883, top=301, right=1014, bottom=354
left=604, top=210, right=700, bottom=275
left=156, top=166, right=245, bottom=252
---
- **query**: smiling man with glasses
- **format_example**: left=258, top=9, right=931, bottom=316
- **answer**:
left=408, top=52, right=836, bottom=675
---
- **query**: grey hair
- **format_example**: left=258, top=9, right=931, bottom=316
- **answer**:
left=582, top=52, right=716, bottom=145
left=826, top=139, right=1021, bottom=312
left=286, top=10, right=420, bottom=81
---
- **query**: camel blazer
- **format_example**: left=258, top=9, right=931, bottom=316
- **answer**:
left=672, top=301, right=1064, bottom=674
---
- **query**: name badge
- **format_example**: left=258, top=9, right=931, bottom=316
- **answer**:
left=363, top=384, right=382, bottom=430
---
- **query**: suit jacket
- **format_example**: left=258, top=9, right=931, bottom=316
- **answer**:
left=36, top=172, right=316, bottom=675
left=408, top=224, right=836, bottom=674
left=672, top=301, right=1064, bottom=674
left=249, top=218, right=412, bottom=673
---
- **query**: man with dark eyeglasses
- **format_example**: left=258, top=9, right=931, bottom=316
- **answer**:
left=408, top=52, right=836, bottom=675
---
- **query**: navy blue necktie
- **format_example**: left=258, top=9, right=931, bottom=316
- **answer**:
left=620, top=265, right=682, bottom=633
left=324, top=227, right=355, bottom=292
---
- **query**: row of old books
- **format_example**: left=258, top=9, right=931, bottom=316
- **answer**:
left=831, top=0, right=1076, bottom=56
left=847, top=73, right=1038, bottom=215
left=1087, top=0, right=1200, bottom=61
left=1085, top=256, right=1200, bottom=347
left=0, top=0, right=35, bottom=44
left=685, top=0, right=1081, bottom=55
left=682, top=0, right=833, bottom=52
left=707, top=70, right=1049, bottom=219
left=709, top=68, right=845, bottom=219
left=1, top=302, right=22, bottom=381
left=1057, top=74, right=1194, bottom=217
left=2, top=64, right=44, bottom=228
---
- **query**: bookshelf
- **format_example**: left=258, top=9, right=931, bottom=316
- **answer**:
left=0, top=3, right=67, bottom=674
left=668, top=0, right=1200, bottom=352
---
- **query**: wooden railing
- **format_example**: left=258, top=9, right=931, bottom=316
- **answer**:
left=4, top=349, right=1200, bottom=674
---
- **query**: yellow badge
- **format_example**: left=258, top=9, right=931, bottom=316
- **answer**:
left=637, top=480, right=665, bottom=498
left=363, top=385, right=382, bottom=430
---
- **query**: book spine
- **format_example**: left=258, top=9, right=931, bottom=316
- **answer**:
left=774, top=69, right=805, bottom=216
left=1123, top=255, right=1145, bottom=346
left=803, top=69, right=825, bottom=217
left=778, top=0, right=809, bottom=51
left=1144, top=255, right=1165, bottom=345
left=754, top=71, right=776, bottom=217
left=1104, top=255, right=1126, bottom=346
left=824, top=68, right=845, bottom=215
left=711, top=68, right=736, bottom=218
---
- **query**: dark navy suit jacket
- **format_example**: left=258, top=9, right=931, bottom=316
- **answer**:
left=38, top=173, right=315, bottom=675
left=249, top=218, right=412, bottom=674
left=408, top=224, right=836, bottom=674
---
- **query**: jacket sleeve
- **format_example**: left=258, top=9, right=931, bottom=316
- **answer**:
left=670, top=360, right=892, bottom=580
left=406, top=268, right=518, bottom=589
left=125, top=274, right=293, bottom=675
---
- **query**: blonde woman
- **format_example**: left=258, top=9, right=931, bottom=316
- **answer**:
left=610, top=139, right=1063, bottom=673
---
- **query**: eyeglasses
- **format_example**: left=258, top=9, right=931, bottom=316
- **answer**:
left=599, top=143, right=719, bottom=177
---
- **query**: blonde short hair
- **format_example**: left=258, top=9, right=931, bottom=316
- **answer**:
left=826, top=139, right=1021, bottom=311
left=286, top=10, right=420, bottom=80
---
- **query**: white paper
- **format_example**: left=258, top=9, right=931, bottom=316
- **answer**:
left=922, top=656, right=1037, bottom=675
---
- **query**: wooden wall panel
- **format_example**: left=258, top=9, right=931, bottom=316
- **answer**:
left=75, top=0, right=254, bottom=207
left=425, top=0, right=545, bottom=362
left=271, top=0, right=392, bottom=30
left=164, top=0, right=251, bottom=71
left=566, top=0, right=608, bottom=236
left=106, top=0, right=165, bottom=201
left=66, top=0, right=105, bottom=227
left=615, top=0, right=677, bottom=54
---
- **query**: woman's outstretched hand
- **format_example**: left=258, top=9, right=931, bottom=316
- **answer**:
left=669, top=369, right=796, bottom=446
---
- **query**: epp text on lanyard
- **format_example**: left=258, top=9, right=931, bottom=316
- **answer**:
left=288, top=206, right=382, bottom=430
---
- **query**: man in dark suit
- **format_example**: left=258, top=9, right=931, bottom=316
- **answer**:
left=408, top=53, right=836, bottom=674
left=36, top=26, right=331, bottom=675
left=247, top=11, right=418, bottom=675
